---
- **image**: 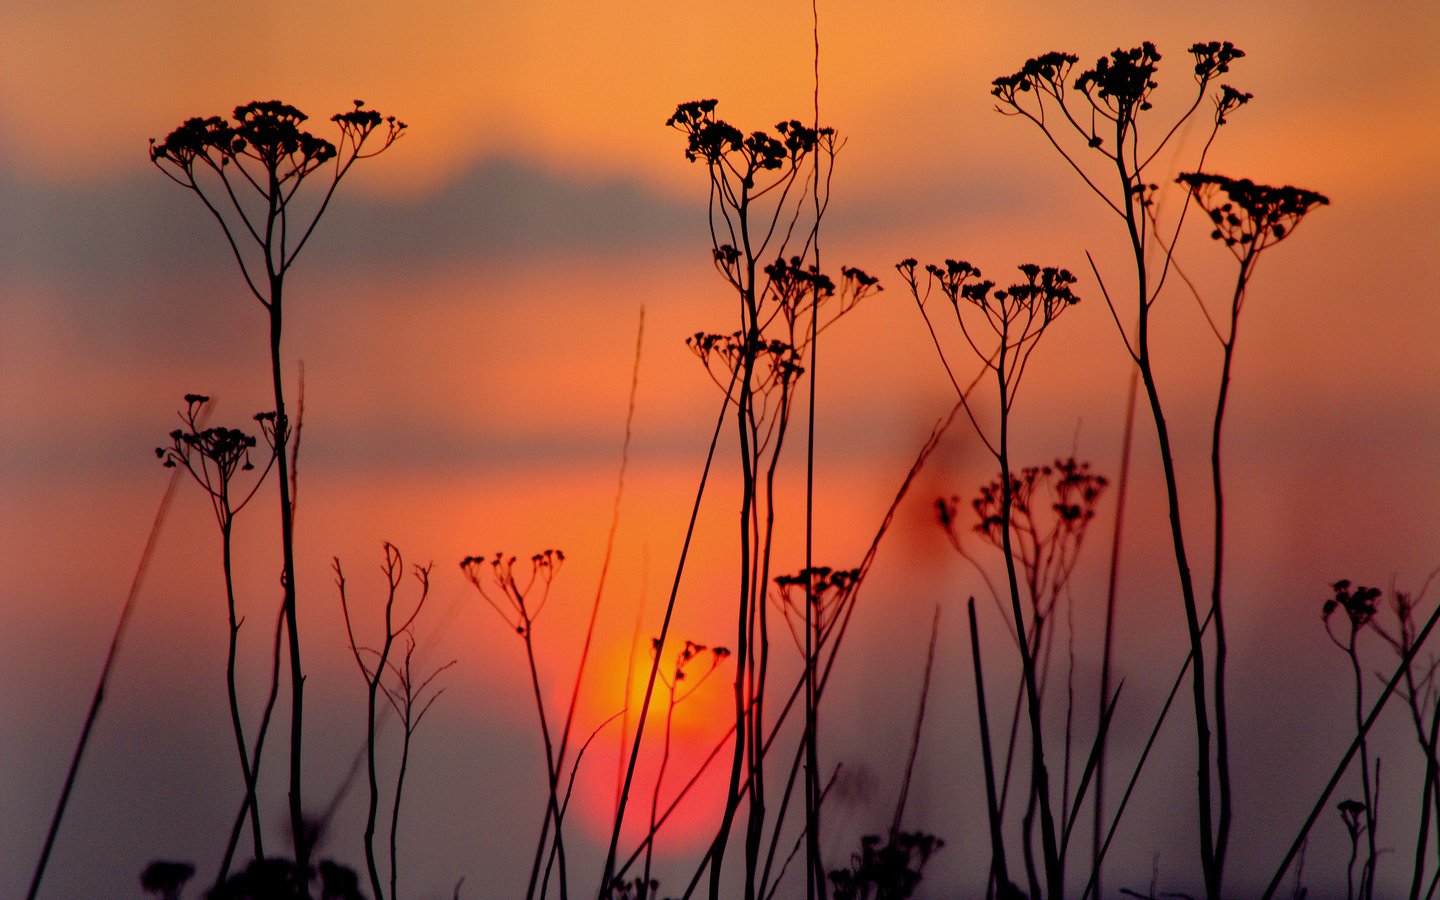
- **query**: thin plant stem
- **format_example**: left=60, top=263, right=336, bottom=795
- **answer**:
left=218, top=517, right=265, bottom=876
left=998, top=309, right=1062, bottom=900
left=522, top=614, right=569, bottom=900
left=221, top=604, right=287, bottom=890
left=538, top=307, right=646, bottom=897
left=761, top=767, right=841, bottom=900
left=992, top=48, right=1249, bottom=896
left=1082, top=606, right=1214, bottom=900
left=26, top=449, right=188, bottom=900
left=643, top=678, right=680, bottom=896
left=158, top=397, right=276, bottom=882
left=804, top=6, right=825, bottom=896
left=893, top=606, right=942, bottom=837
left=153, top=105, right=405, bottom=886
left=1093, top=366, right=1138, bottom=898
left=970, top=598, right=1014, bottom=900
left=674, top=404, right=960, bottom=900
left=600, top=364, right=734, bottom=897
left=1412, top=696, right=1440, bottom=900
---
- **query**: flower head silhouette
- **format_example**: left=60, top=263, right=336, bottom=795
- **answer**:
left=1177, top=172, right=1329, bottom=254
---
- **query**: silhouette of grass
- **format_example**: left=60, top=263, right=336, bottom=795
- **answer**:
left=27, top=422, right=195, bottom=900
left=19, top=28, right=1438, bottom=900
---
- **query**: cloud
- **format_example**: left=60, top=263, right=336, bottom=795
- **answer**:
left=0, top=156, right=709, bottom=285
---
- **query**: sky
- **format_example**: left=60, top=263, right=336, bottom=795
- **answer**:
left=2, top=1, right=1439, bottom=898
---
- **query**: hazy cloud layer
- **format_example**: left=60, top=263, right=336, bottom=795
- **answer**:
left=0, top=151, right=1040, bottom=288
left=1, top=156, right=706, bottom=280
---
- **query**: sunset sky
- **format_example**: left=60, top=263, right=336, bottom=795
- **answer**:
left=3, top=1, right=1438, bottom=897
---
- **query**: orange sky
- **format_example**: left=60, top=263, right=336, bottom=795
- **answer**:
left=2, top=1, right=1438, bottom=897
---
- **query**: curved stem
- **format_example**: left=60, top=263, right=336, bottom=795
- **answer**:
left=1209, top=263, right=1249, bottom=875
left=997, top=339, right=1062, bottom=899
left=1119, top=142, right=1216, bottom=898
left=267, top=274, right=308, bottom=887
left=219, top=521, right=265, bottom=879
left=523, top=621, right=568, bottom=900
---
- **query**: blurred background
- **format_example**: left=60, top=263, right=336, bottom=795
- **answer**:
left=2, top=0, right=1438, bottom=896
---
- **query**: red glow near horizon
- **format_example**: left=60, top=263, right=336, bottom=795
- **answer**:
left=567, top=638, right=735, bottom=856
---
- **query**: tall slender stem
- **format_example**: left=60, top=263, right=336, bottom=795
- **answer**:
left=1121, top=157, right=1216, bottom=898
left=219, top=521, right=265, bottom=879
left=1209, top=258, right=1253, bottom=876
left=26, top=463, right=185, bottom=900
left=995, top=325, right=1063, bottom=899
left=267, top=272, right=308, bottom=883
left=1093, top=367, right=1137, bottom=898
left=523, top=620, right=568, bottom=900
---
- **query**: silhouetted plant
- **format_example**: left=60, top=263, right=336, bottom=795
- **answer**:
left=1324, top=580, right=1384, bottom=900
left=611, top=443, right=946, bottom=899
left=336, top=542, right=451, bottom=900
left=1264, top=570, right=1440, bottom=899
left=993, top=41, right=1258, bottom=899
left=948, top=456, right=1108, bottom=896
left=967, top=597, right=1027, bottom=900
left=62, top=28, right=1405, bottom=900
left=826, top=831, right=943, bottom=900
left=1176, top=170, right=1329, bottom=623
left=151, top=99, right=404, bottom=884
left=141, top=859, right=196, bottom=900
left=661, top=97, right=879, bottom=900
left=206, top=856, right=363, bottom=900
left=1175, top=171, right=1329, bottom=895
left=642, top=639, right=730, bottom=896
left=897, top=609, right=944, bottom=820
left=1337, top=798, right=1369, bottom=900
left=1315, top=575, right=1440, bottom=899
left=1365, top=573, right=1440, bottom=898
left=898, top=256, right=1080, bottom=900
left=773, top=566, right=859, bottom=662
left=606, top=876, right=666, bottom=900
left=461, top=550, right=571, bottom=899
left=952, top=457, right=1108, bottom=663
left=157, top=394, right=278, bottom=881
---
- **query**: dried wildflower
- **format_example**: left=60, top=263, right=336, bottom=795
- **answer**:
left=460, top=549, right=565, bottom=636
left=668, top=99, right=831, bottom=173
left=1189, top=41, right=1245, bottom=82
left=1177, top=172, right=1328, bottom=254
left=991, top=51, right=1080, bottom=104
left=1076, top=43, right=1163, bottom=116
left=828, top=830, right=944, bottom=900
left=774, top=565, right=863, bottom=650
left=151, top=98, right=404, bottom=299
left=1324, top=579, right=1381, bottom=633
left=1214, top=84, right=1253, bottom=125
left=970, top=459, right=1106, bottom=547
left=957, top=457, right=1107, bottom=633
left=156, top=395, right=275, bottom=524
left=993, top=40, right=1248, bottom=221
left=674, top=99, right=872, bottom=469
left=652, top=637, right=730, bottom=693
left=151, top=96, right=404, bottom=886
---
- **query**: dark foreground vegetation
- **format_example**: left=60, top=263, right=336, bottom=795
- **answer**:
left=22, top=27, right=1440, bottom=900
